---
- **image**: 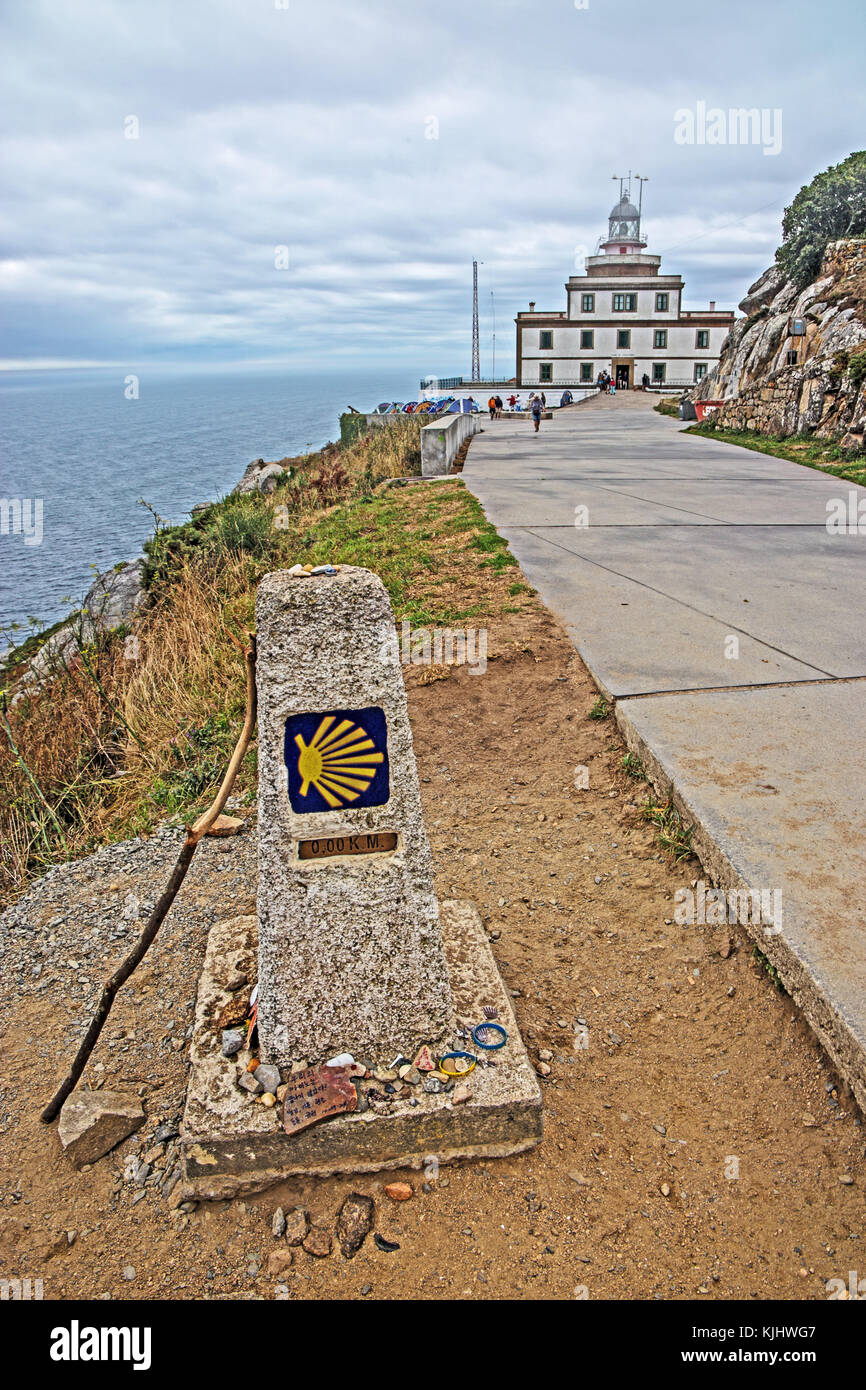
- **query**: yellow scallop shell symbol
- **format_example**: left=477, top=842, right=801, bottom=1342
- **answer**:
left=294, top=715, right=384, bottom=809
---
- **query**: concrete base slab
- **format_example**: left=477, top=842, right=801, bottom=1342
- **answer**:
left=616, top=679, right=866, bottom=1113
left=181, top=901, right=542, bottom=1197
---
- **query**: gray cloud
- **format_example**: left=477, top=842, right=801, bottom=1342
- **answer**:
left=1, top=0, right=864, bottom=374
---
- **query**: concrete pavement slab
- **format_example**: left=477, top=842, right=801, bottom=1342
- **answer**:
left=464, top=392, right=866, bottom=1108
left=616, top=679, right=866, bottom=1111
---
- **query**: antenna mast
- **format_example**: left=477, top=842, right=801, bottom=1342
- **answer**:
left=471, top=260, right=480, bottom=382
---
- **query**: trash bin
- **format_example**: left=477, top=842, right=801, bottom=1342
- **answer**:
left=679, top=398, right=697, bottom=421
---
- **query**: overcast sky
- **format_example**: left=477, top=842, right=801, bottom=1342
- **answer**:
left=1, top=0, right=863, bottom=377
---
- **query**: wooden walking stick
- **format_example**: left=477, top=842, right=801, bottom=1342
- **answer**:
left=41, top=635, right=257, bottom=1124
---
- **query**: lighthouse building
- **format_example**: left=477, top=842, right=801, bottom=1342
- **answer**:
left=516, top=189, right=734, bottom=392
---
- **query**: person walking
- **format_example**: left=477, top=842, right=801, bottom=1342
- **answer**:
left=508, top=393, right=517, bottom=409
left=642, top=372, right=650, bottom=391
left=530, top=394, right=543, bottom=433
left=494, top=394, right=503, bottom=418
left=488, top=395, right=497, bottom=420
left=540, top=391, right=546, bottom=407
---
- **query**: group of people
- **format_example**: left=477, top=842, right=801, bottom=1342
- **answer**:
left=595, top=370, right=616, bottom=395
left=486, top=390, right=551, bottom=431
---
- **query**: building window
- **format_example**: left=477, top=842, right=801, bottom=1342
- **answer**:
left=653, top=363, right=666, bottom=383
left=580, top=362, right=594, bottom=382
left=613, top=293, right=637, bottom=312
left=695, top=330, right=710, bottom=349
left=656, top=292, right=669, bottom=312
left=581, top=293, right=595, bottom=312
left=654, top=329, right=668, bottom=349
left=539, top=362, right=552, bottom=382
left=694, top=363, right=708, bottom=381
left=580, top=329, right=594, bottom=349
left=617, top=330, right=631, bottom=349
left=539, top=330, right=553, bottom=349
left=785, top=349, right=798, bottom=366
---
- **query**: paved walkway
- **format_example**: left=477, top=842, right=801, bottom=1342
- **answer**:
left=465, top=392, right=866, bottom=1107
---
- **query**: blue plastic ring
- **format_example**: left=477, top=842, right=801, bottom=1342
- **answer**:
left=472, top=1022, right=508, bottom=1050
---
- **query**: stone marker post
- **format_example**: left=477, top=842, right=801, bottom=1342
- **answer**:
left=255, top=566, right=454, bottom=1067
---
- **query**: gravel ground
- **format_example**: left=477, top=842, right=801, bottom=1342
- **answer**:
left=0, top=592, right=863, bottom=1302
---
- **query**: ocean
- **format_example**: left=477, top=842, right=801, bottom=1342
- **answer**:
left=0, top=365, right=421, bottom=639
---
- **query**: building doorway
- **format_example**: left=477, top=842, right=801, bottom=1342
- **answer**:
left=614, top=361, right=632, bottom=391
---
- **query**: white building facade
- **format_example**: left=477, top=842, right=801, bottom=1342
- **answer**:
left=517, top=191, right=734, bottom=392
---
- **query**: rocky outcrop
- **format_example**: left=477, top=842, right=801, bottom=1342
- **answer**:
left=19, top=558, right=146, bottom=691
left=693, top=239, right=866, bottom=448
left=232, top=457, right=291, bottom=496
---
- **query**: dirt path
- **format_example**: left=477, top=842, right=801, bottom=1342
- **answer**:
left=0, top=537, right=862, bottom=1301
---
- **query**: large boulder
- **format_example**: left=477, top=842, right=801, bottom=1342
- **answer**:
left=58, top=1090, right=145, bottom=1167
left=232, top=458, right=289, bottom=496
left=21, top=558, right=146, bottom=689
left=738, top=264, right=786, bottom=317
left=83, top=559, right=146, bottom=630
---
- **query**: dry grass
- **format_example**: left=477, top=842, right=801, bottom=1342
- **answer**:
left=0, top=418, right=529, bottom=906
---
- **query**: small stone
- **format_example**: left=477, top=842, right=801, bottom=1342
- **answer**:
left=260, top=1092, right=277, bottom=1108
left=361, top=1283, right=373, bottom=1296
left=423, top=1076, right=445, bottom=1095
left=384, top=1182, right=412, bottom=1202
left=568, top=1172, right=591, bottom=1186
left=206, top=814, right=245, bottom=837
left=284, top=1208, right=309, bottom=1245
left=372, top=1067, right=398, bottom=1083
left=272, top=1207, right=286, bottom=1238
left=290, top=1060, right=308, bottom=1075
left=653, top=1124, right=667, bottom=1136
left=238, top=1071, right=262, bottom=1095
left=324, top=1052, right=355, bottom=1068
left=255, top=1064, right=280, bottom=1095
left=839, top=1175, right=855, bottom=1185
left=154, top=1122, right=179, bottom=1144
left=538, top=1048, right=553, bottom=1062
left=660, top=1182, right=671, bottom=1198
left=452, top=1084, right=471, bottom=1104
left=267, top=1248, right=294, bottom=1276
left=122, top=1265, right=135, bottom=1281
left=536, top=1062, right=551, bottom=1077
left=276, top=1084, right=288, bottom=1102
left=414, top=1045, right=435, bottom=1072
left=226, top=972, right=249, bottom=992
left=335, top=1192, right=375, bottom=1258
left=802, top=1113, right=818, bottom=1128
left=303, top=1227, right=332, bottom=1258
left=216, top=996, right=250, bottom=1031
left=58, top=1091, right=145, bottom=1168
left=221, top=1028, right=244, bottom=1057
left=398, top=1065, right=421, bottom=1085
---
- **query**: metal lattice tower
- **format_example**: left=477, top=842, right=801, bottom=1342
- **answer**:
left=471, top=260, right=480, bottom=382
